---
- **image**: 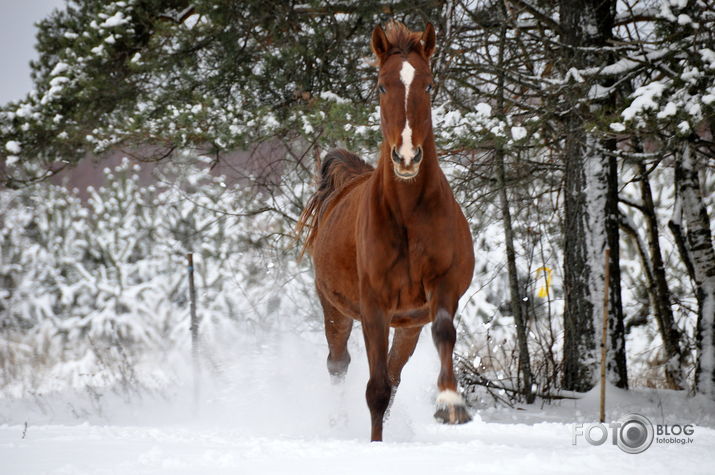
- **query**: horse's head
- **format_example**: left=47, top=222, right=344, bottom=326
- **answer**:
left=371, top=22, right=435, bottom=180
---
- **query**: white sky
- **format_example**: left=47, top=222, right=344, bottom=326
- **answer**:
left=0, top=0, right=68, bottom=105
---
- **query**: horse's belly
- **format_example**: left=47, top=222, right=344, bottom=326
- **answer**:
left=313, top=246, right=361, bottom=316
left=390, top=305, right=430, bottom=327
left=311, top=204, right=362, bottom=319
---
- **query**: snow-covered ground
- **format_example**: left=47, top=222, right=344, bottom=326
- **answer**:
left=1, top=328, right=714, bottom=474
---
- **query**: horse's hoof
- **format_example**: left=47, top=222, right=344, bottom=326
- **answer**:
left=434, top=404, right=472, bottom=424
left=434, top=389, right=472, bottom=424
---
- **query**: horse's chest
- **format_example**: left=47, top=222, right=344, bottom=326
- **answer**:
left=409, top=234, right=450, bottom=275
left=367, top=229, right=451, bottom=307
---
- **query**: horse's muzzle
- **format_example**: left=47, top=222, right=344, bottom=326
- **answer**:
left=391, top=146, right=422, bottom=179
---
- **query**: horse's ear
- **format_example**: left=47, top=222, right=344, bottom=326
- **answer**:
left=371, top=25, right=390, bottom=59
left=422, top=23, right=436, bottom=59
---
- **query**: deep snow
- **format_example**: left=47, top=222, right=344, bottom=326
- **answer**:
left=1, top=327, right=714, bottom=474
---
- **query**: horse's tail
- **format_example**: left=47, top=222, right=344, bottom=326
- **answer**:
left=296, top=149, right=373, bottom=257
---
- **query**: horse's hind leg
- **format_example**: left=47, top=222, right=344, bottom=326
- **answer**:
left=318, top=292, right=353, bottom=383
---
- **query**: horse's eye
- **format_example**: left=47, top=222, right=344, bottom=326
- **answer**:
left=378, top=84, right=386, bottom=95
left=426, top=84, right=433, bottom=93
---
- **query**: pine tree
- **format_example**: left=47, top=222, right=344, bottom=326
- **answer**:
left=558, top=0, right=628, bottom=391
left=0, top=0, right=443, bottom=187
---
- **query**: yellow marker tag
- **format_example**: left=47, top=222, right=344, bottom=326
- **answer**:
left=535, top=267, right=552, bottom=298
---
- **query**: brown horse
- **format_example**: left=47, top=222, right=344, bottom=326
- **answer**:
left=297, top=22, right=474, bottom=442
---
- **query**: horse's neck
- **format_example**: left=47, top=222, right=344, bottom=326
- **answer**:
left=377, top=137, right=443, bottom=218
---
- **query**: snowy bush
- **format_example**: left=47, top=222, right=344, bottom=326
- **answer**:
left=0, top=155, right=318, bottom=398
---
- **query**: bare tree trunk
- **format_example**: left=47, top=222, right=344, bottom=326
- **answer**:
left=675, top=143, right=715, bottom=398
left=494, top=13, right=535, bottom=403
left=604, top=139, right=628, bottom=388
left=496, top=148, right=535, bottom=403
left=668, top=201, right=698, bottom=287
left=638, top=160, right=685, bottom=389
left=562, top=127, right=598, bottom=392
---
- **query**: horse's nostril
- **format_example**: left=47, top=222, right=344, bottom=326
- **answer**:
left=391, top=147, right=401, bottom=164
left=413, top=147, right=423, bottom=164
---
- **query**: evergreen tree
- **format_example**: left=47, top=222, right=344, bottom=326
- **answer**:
left=0, top=0, right=443, bottom=187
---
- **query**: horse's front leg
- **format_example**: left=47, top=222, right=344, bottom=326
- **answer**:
left=431, top=300, right=471, bottom=424
left=383, top=326, right=422, bottom=418
left=360, top=297, right=391, bottom=441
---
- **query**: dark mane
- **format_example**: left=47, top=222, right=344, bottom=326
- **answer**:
left=384, top=21, right=425, bottom=57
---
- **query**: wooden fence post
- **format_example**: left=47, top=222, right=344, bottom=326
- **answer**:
left=599, top=248, right=611, bottom=423
left=187, top=252, right=200, bottom=411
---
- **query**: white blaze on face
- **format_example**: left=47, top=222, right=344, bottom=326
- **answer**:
left=398, top=60, right=416, bottom=165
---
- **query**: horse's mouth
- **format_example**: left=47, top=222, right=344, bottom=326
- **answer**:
left=393, top=167, right=419, bottom=180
